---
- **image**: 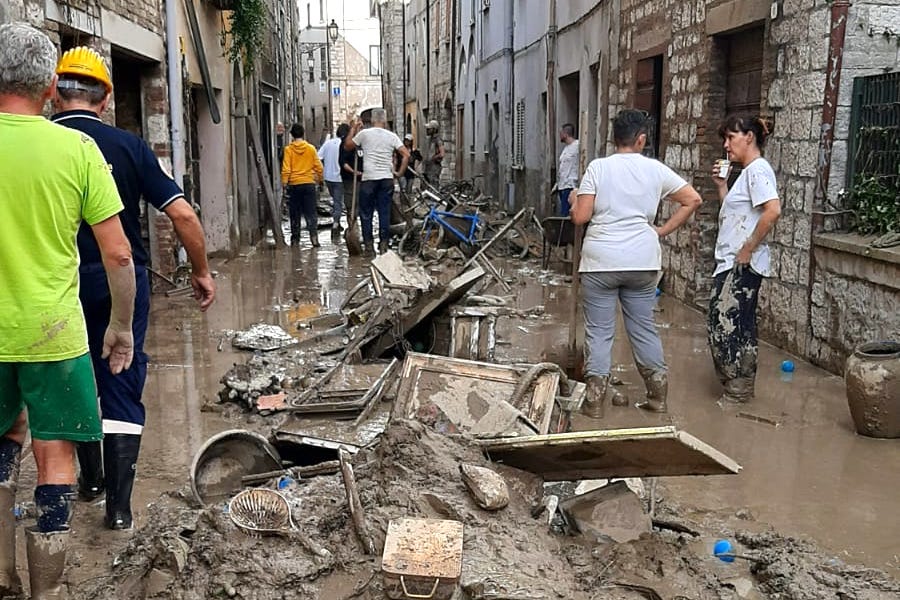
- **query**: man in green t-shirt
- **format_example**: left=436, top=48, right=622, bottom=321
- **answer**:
left=0, top=23, right=136, bottom=597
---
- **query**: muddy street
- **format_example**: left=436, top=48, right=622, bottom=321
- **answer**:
left=34, top=236, right=899, bottom=595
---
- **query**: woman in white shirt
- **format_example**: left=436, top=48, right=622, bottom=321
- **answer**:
left=708, top=115, right=782, bottom=403
left=571, top=110, right=702, bottom=417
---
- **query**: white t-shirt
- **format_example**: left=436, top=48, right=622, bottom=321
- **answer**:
left=317, top=137, right=342, bottom=182
left=578, top=153, right=688, bottom=273
left=558, top=140, right=580, bottom=189
left=353, top=127, right=403, bottom=181
left=714, top=158, right=779, bottom=276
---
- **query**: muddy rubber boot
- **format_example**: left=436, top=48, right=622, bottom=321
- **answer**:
left=378, top=240, right=389, bottom=254
left=75, top=442, right=104, bottom=501
left=636, top=366, right=668, bottom=413
left=363, top=241, right=375, bottom=257
left=330, top=227, right=341, bottom=242
left=0, top=484, right=22, bottom=596
left=582, top=376, right=609, bottom=419
left=310, top=231, right=321, bottom=248
left=103, top=434, right=141, bottom=530
left=25, top=528, right=68, bottom=599
left=720, top=377, right=754, bottom=404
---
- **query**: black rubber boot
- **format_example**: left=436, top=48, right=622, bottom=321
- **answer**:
left=310, top=231, right=321, bottom=248
left=75, top=441, right=104, bottom=501
left=103, top=434, right=141, bottom=530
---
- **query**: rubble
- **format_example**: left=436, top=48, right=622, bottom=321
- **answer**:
left=460, top=463, right=509, bottom=511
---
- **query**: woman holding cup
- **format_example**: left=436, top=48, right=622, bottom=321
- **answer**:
left=708, top=115, right=782, bottom=404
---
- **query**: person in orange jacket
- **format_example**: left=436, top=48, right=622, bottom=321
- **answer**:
left=281, top=123, right=324, bottom=246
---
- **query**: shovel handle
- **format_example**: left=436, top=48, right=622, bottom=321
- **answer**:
left=399, top=576, right=440, bottom=599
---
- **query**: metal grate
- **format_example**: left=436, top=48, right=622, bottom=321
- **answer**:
left=847, top=72, right=900, bottom=188
left=513, top=99, right=525, bottom=169
left=846, top=72, right=900, bottom=234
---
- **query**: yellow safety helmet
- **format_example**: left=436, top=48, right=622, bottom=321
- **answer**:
left=56, top=47, right=112, bottom=93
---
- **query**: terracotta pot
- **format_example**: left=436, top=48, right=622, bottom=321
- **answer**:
left=845, top=341, right=900, bottom=438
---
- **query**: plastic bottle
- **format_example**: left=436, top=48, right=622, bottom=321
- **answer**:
left=780, top=360, right=794, bottom=382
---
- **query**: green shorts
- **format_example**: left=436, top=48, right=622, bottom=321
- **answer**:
left=0, top=354, right=102, bottom=442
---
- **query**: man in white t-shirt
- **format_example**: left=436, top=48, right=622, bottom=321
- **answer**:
left=318, top=124, right=349, bottom=240
left=557, top=123, right=579, bottom=215
left=344, top=108, right=410, bottom=255
left=570, top=109, right=702, bottom=417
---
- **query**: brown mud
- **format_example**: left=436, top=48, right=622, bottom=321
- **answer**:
left=9, top=237, right=898, bottom=597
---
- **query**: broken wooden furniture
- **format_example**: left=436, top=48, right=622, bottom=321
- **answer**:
left=393, top=353, right=560, bottom=436
left=448, top=306, right=509, bottom=362
left=479, top=426, right=742, bottom=480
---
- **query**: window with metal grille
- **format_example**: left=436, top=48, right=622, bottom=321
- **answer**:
left=513, top=99, right=525, bottom=169
left=320, top=47, right=327, bottom=80
left=846, top=71, right=900, bottom=235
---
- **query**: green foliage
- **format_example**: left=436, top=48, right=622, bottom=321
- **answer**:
left=849, top=173, right=899, bottom=235
left=226, top=0, right=266, bottom=70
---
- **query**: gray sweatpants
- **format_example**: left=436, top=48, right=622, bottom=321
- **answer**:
left=582, top=270, right=666, bottom=377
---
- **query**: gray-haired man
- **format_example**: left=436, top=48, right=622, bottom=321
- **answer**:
left=0, top=23, right=135, bottom=597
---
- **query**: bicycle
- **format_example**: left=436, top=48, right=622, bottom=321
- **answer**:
left=397, top=188, right=530, bottom=259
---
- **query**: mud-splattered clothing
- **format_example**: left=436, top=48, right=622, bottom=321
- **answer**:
left=714, top=158, right=778, bottom=276
left=0, top=113, right=122, bottom=362
left=707, top=266, right=763, bottom=400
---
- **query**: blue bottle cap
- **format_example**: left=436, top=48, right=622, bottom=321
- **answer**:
left=781, top=360, right=795, bottom=373
left=655, top=287, right=662, bottom=297
left=713, top=539, right=735, bottom=563
left=277, top=476, right=294, bottom=490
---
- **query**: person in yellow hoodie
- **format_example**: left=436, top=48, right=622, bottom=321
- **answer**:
left=281, top=124, right=324, bottom=246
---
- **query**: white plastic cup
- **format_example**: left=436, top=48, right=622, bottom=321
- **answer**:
left=717, top=159, right=731, bottom=178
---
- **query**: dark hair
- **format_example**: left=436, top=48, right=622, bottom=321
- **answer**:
left=561, top=123, right=575, bottom=138
left=290, top=123, right=304, bottom=138
left=336, top=123, right=350, bottom=138
left=718, top=115, right=773, bottom=148
left=612, top=109, right=650, bottom=147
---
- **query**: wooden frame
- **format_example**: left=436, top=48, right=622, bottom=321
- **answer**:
left=393, top=353, right=559, bottom=435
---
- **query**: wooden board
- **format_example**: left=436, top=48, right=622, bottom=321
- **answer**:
left=371, top=250, right=433, bottom=290
left=393, top=353, right=559, bottom=435
left=480, top=426, right=741, bottom=480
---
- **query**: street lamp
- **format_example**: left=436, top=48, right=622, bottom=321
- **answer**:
left=326, top=20, right=339, bottom=133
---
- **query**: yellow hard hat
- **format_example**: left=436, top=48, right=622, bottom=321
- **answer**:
left=56, top=47, right=112, bottom=93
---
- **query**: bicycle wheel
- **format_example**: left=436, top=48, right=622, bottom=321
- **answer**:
left=398, top=222, right=444, bottom=258
left=482, top=223, right=530, bottom=259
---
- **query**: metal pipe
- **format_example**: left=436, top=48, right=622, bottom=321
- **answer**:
left=813, top=0, right=851, bottom=221
left=165, top=0, right=186, bottom=186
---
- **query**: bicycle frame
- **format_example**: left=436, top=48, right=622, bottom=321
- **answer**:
left=423, top=206, right=481, bottom=244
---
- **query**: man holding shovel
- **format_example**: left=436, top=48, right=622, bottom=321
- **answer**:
left=343, top=109, right=410, bottom=255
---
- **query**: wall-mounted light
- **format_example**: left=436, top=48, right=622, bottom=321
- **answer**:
left=328, top=19, right=339, bottom=42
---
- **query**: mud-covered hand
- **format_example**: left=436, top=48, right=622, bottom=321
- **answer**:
left=191, top=271, right=216, bottom=311
left=102, top=326, right=134, bottom=375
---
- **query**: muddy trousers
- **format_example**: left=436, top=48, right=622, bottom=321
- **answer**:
left=582, top=271, right=666, bottom=377
left=78, top=264, right=150, bottom=529
left=707, top=266, right=763, bottom=399
left=359, top=178, right=393, bottom=244
left=288, top=183, right=318, bottom=242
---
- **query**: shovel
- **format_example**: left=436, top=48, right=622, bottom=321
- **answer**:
left=344, top=153, right=363, bottom=256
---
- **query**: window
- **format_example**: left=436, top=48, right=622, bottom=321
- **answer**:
left=308, top=54, right=315, bottom=82
left=847, top=72, right=900, bottom=206
left=369, top=45, right=382, bottom=76
left=312, top=107, right=316, bottom=128
left=320, top=47, right=327, bottom=80
left=634, top=55, right=663, bottom=158
left=319, top=0, right=324, bottom=23
left=513, top=99, right=525, bottom=168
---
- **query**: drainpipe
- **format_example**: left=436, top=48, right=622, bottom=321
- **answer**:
left=165, top=0, right=186, bottom=188
left=505, top=0, right=515, bottom=210
left=402, top=1, right=407, bottom=127
left=546, top=0, right=557, bottom=220
left=806, top=0, right=850, bottom=347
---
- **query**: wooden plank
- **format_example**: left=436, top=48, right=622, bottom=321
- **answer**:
left=480, top=427, right=742, bottom=480
left=365, top=267, right=485, bottom=357
left=371, top=250, right=433, bottom=290
left=340, top=450, right=376, bottom=555
left=246, top=117, right=286, bottom=247
left=568, top=111, right=590, bottom=378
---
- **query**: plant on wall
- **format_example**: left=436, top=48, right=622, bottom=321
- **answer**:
left=849, top=172, right=899, bottom=236
left=224, top=0, right=266, bottom=69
